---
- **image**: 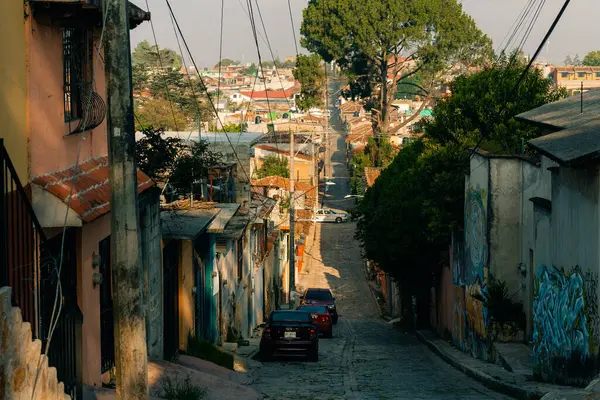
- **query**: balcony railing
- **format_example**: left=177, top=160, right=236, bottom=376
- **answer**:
left=0, top=139, right=45, bottom=336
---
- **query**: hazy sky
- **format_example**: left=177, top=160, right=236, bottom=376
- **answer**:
left=130, top=0, right=599, bottom=68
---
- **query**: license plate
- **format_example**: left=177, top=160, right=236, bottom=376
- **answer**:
left=284, top=331, right=296, bottom=338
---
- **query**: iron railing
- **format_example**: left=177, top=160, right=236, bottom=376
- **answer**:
left=0, top=139, right=45, bottom=337
left=67, top=83, right=107, bottom=135
left=0, top=139, right=83, bottom=399
left=39, top=229, right=83, bottom=399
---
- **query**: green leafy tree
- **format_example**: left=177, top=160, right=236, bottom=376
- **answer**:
left=244, top=63, right=258, bottom=76
left=132, top=41, right=215, bottom=127
left=301, top=0, right=492, bottom=133
left=135, top=127, right=186, bottom=181
left=132, top=40, right=182, bottom=71
left=355, top=60, right=567, bottom=326
left=169, top=141, right=223, bottom=195
left=395, top=76, right=423, bottom=100
left=214, top=59, right=239, bottom=68
left=293, top=54, right=325, bottom=111
left=424, top=55, right=567, bottom=153
left=583, top=50, right=600, bottom=66
left=135, top=98, right=188, bottom=131
left=254, top=156, right=289, bottom=179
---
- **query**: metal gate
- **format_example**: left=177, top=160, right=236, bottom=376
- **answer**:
left=163, top=240, right=180, bottom=360
left=40, top=229, right=83, bottom=399
left=99, top=236, right=115, bottom=375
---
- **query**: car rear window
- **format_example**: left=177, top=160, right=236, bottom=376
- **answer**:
left=306, top=290, right=333, bottom=301
left=298, top=306, right=328, bottom=313
left=271, top=311, right=311, bottom=322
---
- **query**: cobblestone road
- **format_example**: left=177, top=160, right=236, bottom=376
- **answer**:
left=248, top=95, right=511, bottom=399
left=249, top=221, right=512, bottom=400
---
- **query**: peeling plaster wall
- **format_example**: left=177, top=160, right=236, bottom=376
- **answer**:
left=520, top=156, right=553, bottom=339
left=489, top=158, right=522, bottom=301
left=532, top=161, right=600, bottom=385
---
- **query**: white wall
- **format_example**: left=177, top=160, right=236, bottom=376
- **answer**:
left=489, top=158, right=523, bottom=299
left=550, top=165, right=600, bottom=271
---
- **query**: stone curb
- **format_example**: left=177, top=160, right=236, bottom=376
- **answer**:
left=365, top=278, right=385, bottom=319
left=415, top=331, right=545, bottom=400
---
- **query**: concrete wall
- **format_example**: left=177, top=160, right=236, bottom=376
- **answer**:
left=519, top=157, right=553, bottom=339
left=0, top=287, right=70, bottom=400
left=0, top=1, right=28, bottom=181
left=489, top=158, right=523, bottom=298
left=77, top=214, right=110, bottom=387
left=531, top=161, right=600, bottom=385
left=139, top=191, right=163, bottom=359
left=27, top=17, right=108, bottom=178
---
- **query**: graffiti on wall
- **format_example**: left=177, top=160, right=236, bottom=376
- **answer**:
left=533, top=265, right=599, bottom=385
left=464, top=187, right=488, bottom=286
left=460, top=187, right=491, bottom=360
left=453, top=286, right=465, bottom=349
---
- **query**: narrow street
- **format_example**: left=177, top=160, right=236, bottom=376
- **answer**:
left=248, top=111, right=513, bottom=400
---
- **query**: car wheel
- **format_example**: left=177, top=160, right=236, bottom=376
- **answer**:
left=335, top=217, right=342, bottom=223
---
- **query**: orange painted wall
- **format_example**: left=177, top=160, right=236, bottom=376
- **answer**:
left=26, top=16, right=111, bottom=387
left=77, top=214, right=110, bottom=387
left=27, top=18, right=108, bottom=178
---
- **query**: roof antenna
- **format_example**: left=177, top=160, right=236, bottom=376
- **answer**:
left=581, top=81, right=583, bottom=114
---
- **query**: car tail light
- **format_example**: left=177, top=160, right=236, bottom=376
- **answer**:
left=310, top=328, right=316, bottom=337
left=319, top=315, right=330, bottom=323
left=263, top=328, right=271, bottom=338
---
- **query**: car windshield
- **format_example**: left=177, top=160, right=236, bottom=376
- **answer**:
left=271, top=311, right=311, bottom=322
left=306, top=290, right=333, bottom=301
left=298, top=306, right=328, bottom=313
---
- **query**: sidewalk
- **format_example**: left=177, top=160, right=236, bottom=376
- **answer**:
left=416, top=330, right=597, bottom=400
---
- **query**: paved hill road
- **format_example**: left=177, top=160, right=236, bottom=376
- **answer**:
left=248, top=115, right=512, bottom=400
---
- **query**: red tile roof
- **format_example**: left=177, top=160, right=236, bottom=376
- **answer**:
left=251, top=176, right=312, bottom=192
left=239, top=89, right=297, bottom=100
left=339, top=101, right=363, bottom=113
left=32, top=156, right=155, bottom=223
left=364, top=167, right=382, bottom=187
left=254, top=145, right=312, bottom=161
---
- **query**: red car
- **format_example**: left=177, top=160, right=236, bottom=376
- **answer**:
left=300, top=288, right=338, bottom=324
left=297, top=305, right=333, bottom=338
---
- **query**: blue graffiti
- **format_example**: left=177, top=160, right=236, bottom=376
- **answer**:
left=463, top=190, right=487, bottom=286
left=533, top=265, right=590, bottom=374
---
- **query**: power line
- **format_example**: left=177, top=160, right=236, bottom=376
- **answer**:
left=471, top=0, right=572, bottom=158
left=165, top=0, right=253, bottom=186
left=287, top=0, right=299, bottom=56
left=144, top=0, right=181, bottom=138
left=33, top=6, right=110, bottom=398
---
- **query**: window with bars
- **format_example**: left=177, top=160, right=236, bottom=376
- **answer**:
left=63, top=27, right=92, bottom=122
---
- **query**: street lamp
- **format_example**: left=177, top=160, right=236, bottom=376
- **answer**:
left=344, top=194, right=363, bottom=199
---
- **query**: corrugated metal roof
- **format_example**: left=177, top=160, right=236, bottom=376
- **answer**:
left=161, top=208, right=220, bottom=240
left=515, top=88, right=600, bottom=130
left=518, top=88, right=600, bottom=166
left=207, top=203, right=241, bottom=233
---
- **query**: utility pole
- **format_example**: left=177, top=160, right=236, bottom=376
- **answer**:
left=323, top=62, right=329, bottom=181
left=312, top=129, right=318, bottom=214
left=289, top=129, right=295, bottom=306
left=104, top=1, right=148, bottom=398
